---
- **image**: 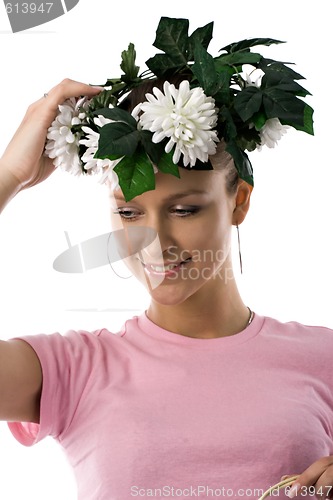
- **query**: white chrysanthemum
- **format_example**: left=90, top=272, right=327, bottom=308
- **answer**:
left=80, top=114, right=134, bottom=189
left=44, top=97, right=88, bottom=175
left=99, top=165, right=120, bottom=190
left=79, top=115, right=117, bottom=174
left=241, top=64, right=265, bottom=88
left=258, top=118, right=290, bottom=149
left=139, top=80, right=219, bottom=167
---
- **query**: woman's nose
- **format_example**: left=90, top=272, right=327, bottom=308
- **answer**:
left=139, top=217, right=176, bottom=262
left=112, top=226, right=158, bottom=259
left=140, top=233, right=164, bottom=263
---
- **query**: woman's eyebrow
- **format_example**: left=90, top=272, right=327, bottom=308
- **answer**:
left=162, top=189, right=208, bottom=201
left=113, top=189, right=208, bottom=202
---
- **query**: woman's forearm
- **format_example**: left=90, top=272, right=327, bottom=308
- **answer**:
left=0, top=163, right=21, bottom=213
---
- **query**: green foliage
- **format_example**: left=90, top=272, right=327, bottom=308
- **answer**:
left=120, top=43, right=140, bottom=82
left=225, top=142, right=254, bottom=186
left=157, top=151, right=181, bottom=177
left=96, top=122, right=140, bottom=160
left=146, top=17, right=214, bottom=76
left=220, top=38, right=285, bottom=53
left=79, top=16, right=314, bottom=200
left=114, top=149, right=156, bottom=202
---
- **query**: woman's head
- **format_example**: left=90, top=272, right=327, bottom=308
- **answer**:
left=109, top=79, right=253, bottom=306
left=119, top=75, right=240, bottom=195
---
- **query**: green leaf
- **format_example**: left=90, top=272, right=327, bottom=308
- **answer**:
left=259, top=59, right=305, bottom=80
left=152, top=17, right=189, bottom=66
left=120, top=43, right=140, bottom=82
left=225, top=141, right=254, bottom=186
left=284, top=103, right=314, bottom=135
left=302, top=104, right=314, bottom=135
left=261, top=70, right=311, bottom=97
left=88, top=89, right=119, bottom=113
left=234, top=87, right=263, bottom=122
left=261, top=65, right=311, bottom=97
left=251, top=110, right=267, bottom=130
left=96, top=122, right=140, bottom=159
left=103, top=79, right=126, bottom=89
left=146, top=53, right=183, bottom=77
left=219, top=106, right=238, bottom=140
left=114, top=150, right=156, bottom=201
left=146, top=18, right=215, bottom=76
left=157, top=151, right=180, bottom=177
left=237, top=138, right=258, bottom=153
left=192, top=42, right=219, bottom=95
left=93, top=107, right=137, bottom=129
left=262, top=89, right=306, bottom=126
left=215, top=51, right=262, bottom=67
left=236, top=127, right=261, bottom=152
left=213, top=70, right=232, bottom=106
left=140, top=130, right=166, bottom=164
left=188, top=21, right=213, bottom=59
left=220, top=38, right=285, bottom=54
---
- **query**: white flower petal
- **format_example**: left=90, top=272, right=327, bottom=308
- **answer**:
left=138, top=81, right=219, bottom=167
left=45, top=97, right=87, bottom=176
left=257, top=118, right=290, bottom=150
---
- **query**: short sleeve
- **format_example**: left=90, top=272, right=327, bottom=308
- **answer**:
left=8, top=328, right=104, bottom=447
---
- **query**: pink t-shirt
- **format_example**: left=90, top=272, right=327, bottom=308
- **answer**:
left=8, top=312, right=333, bottom=499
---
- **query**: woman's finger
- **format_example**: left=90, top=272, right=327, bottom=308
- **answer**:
left=1, top=78, right=104, bottom=190
left=313, top=467, right=333, bottom=498
left=25, top=79, right=104, bottom=127
left=43, top=78, right=104, bottom=107
left=287, top=457, right=333, bottom=498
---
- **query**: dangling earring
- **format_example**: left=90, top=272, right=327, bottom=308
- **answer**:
left=109, top=260, right=133, bottom=279
left=236, top=224, right=243, bottom=274
left=107, top=232, right=133, bottom=279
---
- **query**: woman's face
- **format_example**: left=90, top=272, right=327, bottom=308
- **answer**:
left=109, top=163, right=250, bottom=306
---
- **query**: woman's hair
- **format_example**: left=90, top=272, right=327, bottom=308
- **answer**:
left=120, top=75, right=239, bottom=196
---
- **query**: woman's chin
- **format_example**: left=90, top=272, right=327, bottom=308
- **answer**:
left=144, top=282, right=198, bottom=307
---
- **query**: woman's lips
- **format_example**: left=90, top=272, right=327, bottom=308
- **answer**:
left=141, top=257, right=192, bottom=276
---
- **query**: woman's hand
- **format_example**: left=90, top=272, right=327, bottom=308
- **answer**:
left=282, top=456, right=333, bottom=498
left=0, top=78, right=103, bottom=192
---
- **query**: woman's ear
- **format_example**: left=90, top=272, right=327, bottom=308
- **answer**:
left=232, top=180, right=253, bottom=226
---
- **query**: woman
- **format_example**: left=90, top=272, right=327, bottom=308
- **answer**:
left=1, top=18, right=333, bottom=499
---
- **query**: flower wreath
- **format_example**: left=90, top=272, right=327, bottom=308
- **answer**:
left=44, top=17, right=314, bottom=201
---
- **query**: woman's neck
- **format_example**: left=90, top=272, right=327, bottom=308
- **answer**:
left=146, top=268, right=250, bottom=339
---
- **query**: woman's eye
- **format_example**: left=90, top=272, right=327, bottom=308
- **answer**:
left=171, top=207, right=200, bottom=217
left=113, top=210, right=140, bottom=220
left=113, top=207, right=201, bottom=220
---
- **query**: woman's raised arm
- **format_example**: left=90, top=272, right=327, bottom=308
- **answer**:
left=0, top=78, right=103, bottom=212
left=0, top=79, right=104, bottom=422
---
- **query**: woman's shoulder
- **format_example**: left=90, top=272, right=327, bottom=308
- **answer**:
left=263, top=314, right=333, bottom=334
left=259, top=313, right=333, bottom=350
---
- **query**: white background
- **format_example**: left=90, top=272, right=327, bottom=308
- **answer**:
left=0, top=1, right=332, bottom=498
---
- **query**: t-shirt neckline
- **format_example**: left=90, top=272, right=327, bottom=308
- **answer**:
left=137, top=310, right=265, bottom=348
